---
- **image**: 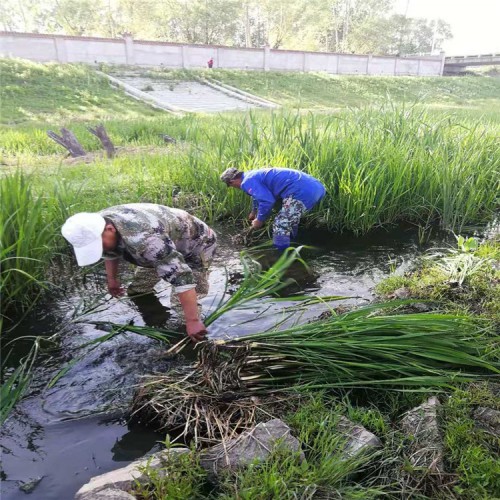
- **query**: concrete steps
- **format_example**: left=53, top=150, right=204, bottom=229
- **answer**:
left=115, top=76, right=260, bottom=113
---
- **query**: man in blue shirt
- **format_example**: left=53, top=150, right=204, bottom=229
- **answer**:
left=220, top=167, right=325, bottom=250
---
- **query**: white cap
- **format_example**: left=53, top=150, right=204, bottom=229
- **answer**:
left=61, top=213, right=106, bottom=266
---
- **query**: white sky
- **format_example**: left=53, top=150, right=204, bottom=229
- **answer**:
left=394, top=0, right=500, bottom=55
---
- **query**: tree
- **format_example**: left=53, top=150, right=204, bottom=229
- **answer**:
left=159, top=0, right=241, bottom=45
left=391, top=15, right=452, bottom=55
left=0, top=0, right=452, bottom=55
left=50, top=0, right=105, bottom=36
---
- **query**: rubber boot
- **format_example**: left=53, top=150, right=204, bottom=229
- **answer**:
left=273, top=233, right=290, bottom=252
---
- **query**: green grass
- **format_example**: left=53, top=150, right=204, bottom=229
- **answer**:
left=443, top=383, right=500, bottom=499
left=131, top=393, right=384, bottom=500
left=3, top=108, right=499, bottom=233
left=0, top=59, right=161, bottom=125
left=0, top=171, right=77, bottom=321
left=131, top=389, right=500, bottom=499
left=132, top=67, right=500, bottom=113
left=376, top=237, right=500, bottom=321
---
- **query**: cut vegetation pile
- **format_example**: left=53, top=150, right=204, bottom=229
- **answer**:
left=132, top=306, right=498, bottom=443
left=130, top=249, right=499, bottom=443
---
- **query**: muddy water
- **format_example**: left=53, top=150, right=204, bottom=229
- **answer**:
left=1, top=225, right=454, bottom=499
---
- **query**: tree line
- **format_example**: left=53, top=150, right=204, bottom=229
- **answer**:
left=1, top=0, right=452, bottom=55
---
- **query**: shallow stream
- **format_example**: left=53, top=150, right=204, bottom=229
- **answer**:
left=1, top=225, right=457, bottom=499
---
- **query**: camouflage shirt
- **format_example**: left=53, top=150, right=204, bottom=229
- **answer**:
left=100, top=204, right=217, bottom=293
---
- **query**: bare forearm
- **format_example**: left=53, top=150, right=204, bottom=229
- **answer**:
left=105, top=259, right=125, bottom=296
left=177, top=288, right=206, bottom=342
left=177, top=288, right=199, bottom=322
left=105, top=259, right=119, bottom=284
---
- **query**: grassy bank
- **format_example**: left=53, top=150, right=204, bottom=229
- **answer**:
left=206, top=70, right=500, bottom=111
left=1, top=60, right=500, bottom=317
left=106, top=66, right=500, bottom=114
left=131, top=387, right=500, bottom=499
left=0, top=59, right=161, bottom=125
left=376, top=235, right=500, bottom=322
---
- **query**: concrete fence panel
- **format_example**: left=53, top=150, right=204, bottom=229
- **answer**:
left=395, top=58, right=420, bottom=76
left=1, top=33, right=57, bottom=61
left=0, top=31, right=444, bottom=76
left=64, top=39, right=125, bottom=64
left=183, top=45, right=214, bottom=68
left=368, top=56, right=396, bottom=75
left=134, top=42, right=183, bottom=67
left=269, top=50, right=304, bottom=71
left=338, top=55, right=369, bottom=74
left=218, top=47, right=263, bottom=70
left=305, top=53, right=339, bottom=73
left=418, top=59, right=443, bottom=76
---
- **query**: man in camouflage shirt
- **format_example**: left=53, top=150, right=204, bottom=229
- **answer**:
left=61, top=203, right=217, bottom=342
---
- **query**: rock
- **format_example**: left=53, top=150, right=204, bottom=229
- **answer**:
left=410, top=302, right=433, bottom=313
left=400, top=396, right=443, bottom=473
left=18, top=476, right=43, bottom=493
left=390, top=287, right=411, bottom=299
left=74, top=448, right=189, bottom=499
left=337, top=416, right=382, bottom=458
left=199, top=419, right=303, bottom=478
left=78, top=488, right=136, bottom=499
left=473, top=407, right=500, bottom=436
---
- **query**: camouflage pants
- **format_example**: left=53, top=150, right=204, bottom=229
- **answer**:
left=273, top=197, right=307, bottom=237
left=129, top=266, right=209, bottom=317
left=129, top=266, right=210, bottom=298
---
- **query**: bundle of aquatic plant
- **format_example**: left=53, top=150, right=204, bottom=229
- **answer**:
left=132, top=346, right=293, bottom=443
left=132, top=305, right=498, bottom=442
left=212, top=306, right=498, bottom=391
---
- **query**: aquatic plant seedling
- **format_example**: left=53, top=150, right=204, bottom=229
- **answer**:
left=428, top=235, right=495, bottom=286
left=132, top=303, right=499, bottom=443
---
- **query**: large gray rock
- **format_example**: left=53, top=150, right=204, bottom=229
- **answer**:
left=337, top=416, right=382, bottom=458
left=74, top=448, right=189, bottom=499
left=199, top=418, right=303, bottom=478
left=78, top=489, right=136, bottom=499
left=400, top=396, right=443, bottom=472
left=473, top=406, right=500, bottom=436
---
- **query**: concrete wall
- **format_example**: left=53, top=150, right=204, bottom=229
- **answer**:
left=0, top=31, right=445, bottom=76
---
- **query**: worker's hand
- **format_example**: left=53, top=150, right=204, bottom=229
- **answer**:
left=248, top=211, right=256, bottom=221
left=186, top=319, right=207, bottom=343
left=251, top=219, right=264, bottom=230
left=107, top=279, right=125, bottom=297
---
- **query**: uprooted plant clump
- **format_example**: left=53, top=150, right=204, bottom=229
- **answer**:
left=376, top=235, right=500, bottom=321
left=124, top=242, right=499, bottom=446
left=130, top=304, right=499, bottom=443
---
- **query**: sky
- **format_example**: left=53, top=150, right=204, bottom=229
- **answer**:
left=394, top=0, right=500, bottom=55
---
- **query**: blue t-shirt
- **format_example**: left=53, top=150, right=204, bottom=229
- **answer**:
left=241, top=168, right=326, bottom=221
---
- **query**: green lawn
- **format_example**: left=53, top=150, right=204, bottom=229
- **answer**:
left=117, top=66, right=500, bottom=115
left=206, top=70, right=500, bottom=112
left=0, top=59, right=161, bottom=125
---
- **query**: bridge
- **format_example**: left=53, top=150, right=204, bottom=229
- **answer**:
left=444, top=53, right=500, bottom=74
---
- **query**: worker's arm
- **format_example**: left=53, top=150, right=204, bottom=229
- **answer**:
left=246, top=181, right=276, bottom=223
left=178, top=288, right=206, bottom=342
left=248, top=198, right=259, bottom=220
left=141, top=234, right=207, bottom=342
left=104, top=258, right=125, bottom=297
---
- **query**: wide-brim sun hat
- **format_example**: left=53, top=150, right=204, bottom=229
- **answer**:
left=61, top=212, right=106, bottom=266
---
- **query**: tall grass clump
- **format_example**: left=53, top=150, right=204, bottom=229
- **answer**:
left=170, top=107, right=500, bottom=234
left=0, top=171, right=72, bottom=323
